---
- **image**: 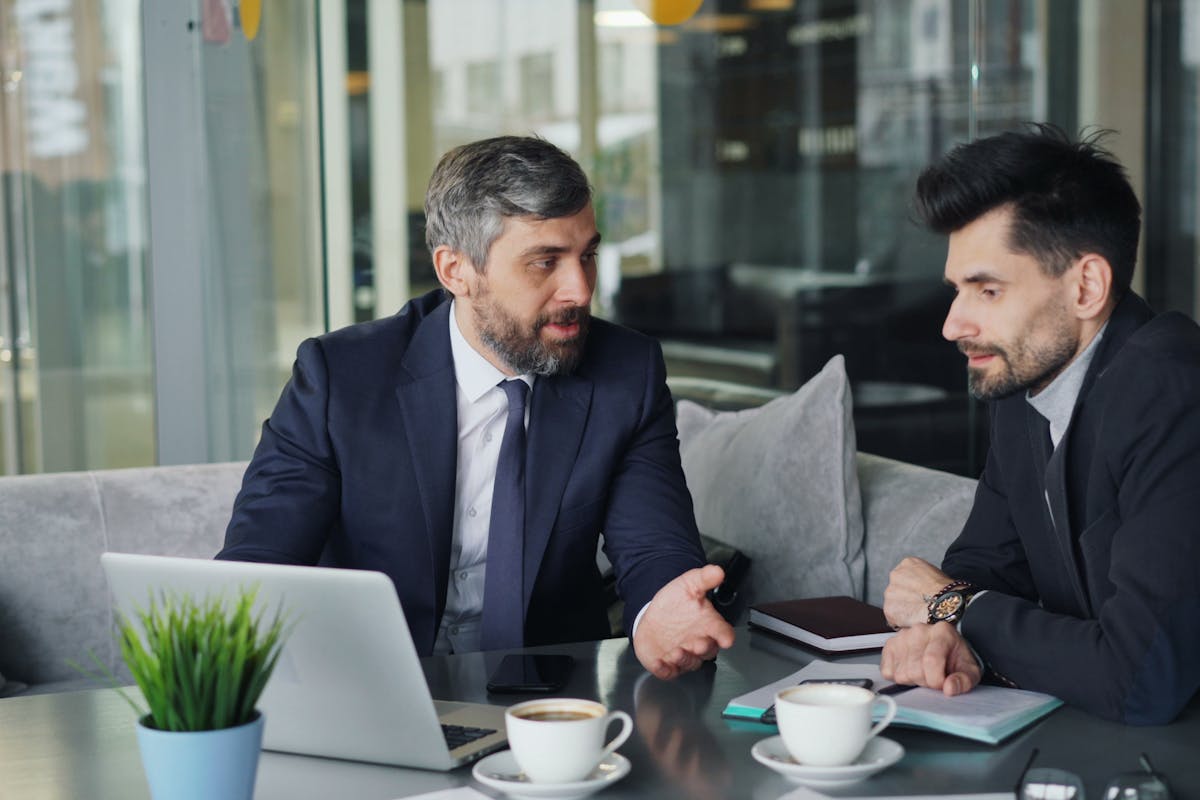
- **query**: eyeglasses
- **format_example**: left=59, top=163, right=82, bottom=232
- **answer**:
left=1016, top=748, right=1173, bottom=800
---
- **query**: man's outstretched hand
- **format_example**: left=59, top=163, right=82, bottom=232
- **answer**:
left=633, top=565, right=736, bottom=680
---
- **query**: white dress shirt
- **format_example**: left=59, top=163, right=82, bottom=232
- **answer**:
left=433, top=301, right=534, bottom=654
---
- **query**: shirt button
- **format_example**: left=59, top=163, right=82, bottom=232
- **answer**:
left=484, top=432, right=493, bottom=443
left=459, top=571, right=469, bottom=581
left=468, top=507, right=477, bottom=518
left=450, top=625, right=460, bottom=635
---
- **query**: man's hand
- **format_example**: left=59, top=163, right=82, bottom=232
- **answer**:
left=879, top=621, right=982, bottom=696
left=883, top=556, right=954, bottom=628
left=633, top=565, right=736, bottom=680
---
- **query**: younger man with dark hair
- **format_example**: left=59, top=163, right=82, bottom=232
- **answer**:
left=881, top=125, right=1200, bottom=724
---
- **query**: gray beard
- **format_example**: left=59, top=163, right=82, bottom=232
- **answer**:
left=475, top=303, right=588, bottom=377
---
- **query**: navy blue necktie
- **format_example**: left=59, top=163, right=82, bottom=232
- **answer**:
left=480, top=379, right=529, bottom=650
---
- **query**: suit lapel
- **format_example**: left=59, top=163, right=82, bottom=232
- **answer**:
left=1084, top=292, right=1155, bottom=391
left=1026, top=406, right=1052, bottom=471
left=1034, top=294, right=1154, bottom=616
left=523, top=374, right=593, bottom=610
left=1024, top=405, right=1087, bottom=610
left=395, top=302, right=457, bottom=624
left=1044, top=428, right=1090, bottom=614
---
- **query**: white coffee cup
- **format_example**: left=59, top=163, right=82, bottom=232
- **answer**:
left=773, top=683, right=897, bottom=767
left=505, top=697, right=633, bottom=783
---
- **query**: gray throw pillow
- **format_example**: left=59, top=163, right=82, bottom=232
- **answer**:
left=0, top=670, right=20, bottom=699
left=676, top=355, right=866, bottom=608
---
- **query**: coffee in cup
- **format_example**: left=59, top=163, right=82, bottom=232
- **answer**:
left=774, top=683, right=897, bottom=767
left=505, top=698, right=633, bottom=783
left=515, top=709, right=596, bottom=722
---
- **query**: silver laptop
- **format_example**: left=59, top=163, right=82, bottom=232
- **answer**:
left=100, top=553, right=508, bottom=770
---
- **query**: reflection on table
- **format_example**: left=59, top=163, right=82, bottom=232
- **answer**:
left=2, top=628, right=1198, bottom=799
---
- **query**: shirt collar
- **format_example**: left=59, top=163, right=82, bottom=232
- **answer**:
left=448, top=299, right=535, bottom=403
left=1026, top=321, right=1108, bottom=446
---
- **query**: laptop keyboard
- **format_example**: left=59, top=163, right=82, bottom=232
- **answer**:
left=442, top=723, right=497, bottom=750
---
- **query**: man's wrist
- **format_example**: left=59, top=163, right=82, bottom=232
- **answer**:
left=630, top=601, right=651, bottom=640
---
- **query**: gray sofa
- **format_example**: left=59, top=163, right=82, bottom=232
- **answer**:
left=0, top=358, right=977, bottom=696
left=0, top=463, right=245, bottom=696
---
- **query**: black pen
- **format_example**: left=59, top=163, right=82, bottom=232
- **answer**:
left=878, top=683, right=916, bottom=696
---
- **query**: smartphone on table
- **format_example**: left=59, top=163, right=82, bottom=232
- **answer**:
left=486, top=654, right=575, bottom=693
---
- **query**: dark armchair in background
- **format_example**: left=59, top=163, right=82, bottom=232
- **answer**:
left=615, top=263, right=983, bottom=476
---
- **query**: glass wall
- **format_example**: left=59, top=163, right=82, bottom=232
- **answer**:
left=185, top=0, right=325, bottom=461
left=1, top=0, right=152, bottom=472
left=1146, top=0, right=1199, bottom=315
left=2, top=0, right=1198, bottom=476
left=351, top=0, right=1126, bottom=476
left=0, top=0, right=325, bottom=474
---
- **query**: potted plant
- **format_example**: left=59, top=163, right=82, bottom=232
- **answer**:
left=112, top=587, right=288, bottom=800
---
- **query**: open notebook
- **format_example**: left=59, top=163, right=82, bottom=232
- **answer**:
left=723, top=659, right=1062, bottom=744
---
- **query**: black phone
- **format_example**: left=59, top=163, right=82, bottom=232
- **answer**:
left=486, top=654, right=575, bottom=693
left=800, top=678, right=874, bottom=689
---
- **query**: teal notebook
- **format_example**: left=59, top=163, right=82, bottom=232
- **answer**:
left=722, top=660, right=1063, bottom=745
left=883, top=684, right=1062, bottom=744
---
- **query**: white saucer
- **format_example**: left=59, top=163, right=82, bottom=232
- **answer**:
left=472, top=750, right=631, bottom=800
left=751, top=736, right=905, bottom=787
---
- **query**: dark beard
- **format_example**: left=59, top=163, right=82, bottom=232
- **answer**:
left=476, top=302, right=590, bottom=376
left=963, top=332, right=1077, bottom=401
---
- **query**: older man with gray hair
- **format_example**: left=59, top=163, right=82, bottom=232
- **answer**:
left=220, top=136, right=734, bottom=680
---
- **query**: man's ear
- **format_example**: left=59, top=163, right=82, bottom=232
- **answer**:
left=1072, top=253, right=1114, bottom=321
left=432, top=245, right=476, bottom=297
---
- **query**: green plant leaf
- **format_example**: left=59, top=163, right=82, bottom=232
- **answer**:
left=92, top=583, right=290, bottom=732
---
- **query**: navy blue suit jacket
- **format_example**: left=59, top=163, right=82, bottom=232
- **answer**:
left=218, top=290, right=706, bottom=655
left=944, top=292, right=1200, bottom=724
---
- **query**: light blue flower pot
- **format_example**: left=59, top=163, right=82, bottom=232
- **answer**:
left=135, top=711, right=264, bottom=800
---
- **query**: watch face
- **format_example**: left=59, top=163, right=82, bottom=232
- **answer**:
left=932, top=591, right=964, bottom=621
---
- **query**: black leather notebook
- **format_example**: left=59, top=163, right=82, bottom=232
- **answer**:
left=748, top=595, right=895, bottom=653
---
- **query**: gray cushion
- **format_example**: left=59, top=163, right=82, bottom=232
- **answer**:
left=0, top=462, right=246, bottom=689
left=857, top=452, right=976, bottom=607
left=101, top=463, right=244, bottom=558
left=0, top=674, right=27, bottom=698
left=676, top=355, right=865, bottom=608
left=0, top=471, right=111, bottom=685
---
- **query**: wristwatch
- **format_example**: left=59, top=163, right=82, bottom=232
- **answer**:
left=926, top=580, right=979, bottom=624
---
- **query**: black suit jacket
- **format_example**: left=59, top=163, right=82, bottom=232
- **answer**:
left=944, top=292, right=1200, bottom=724
left=219, top=290, right=705, bottom=654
